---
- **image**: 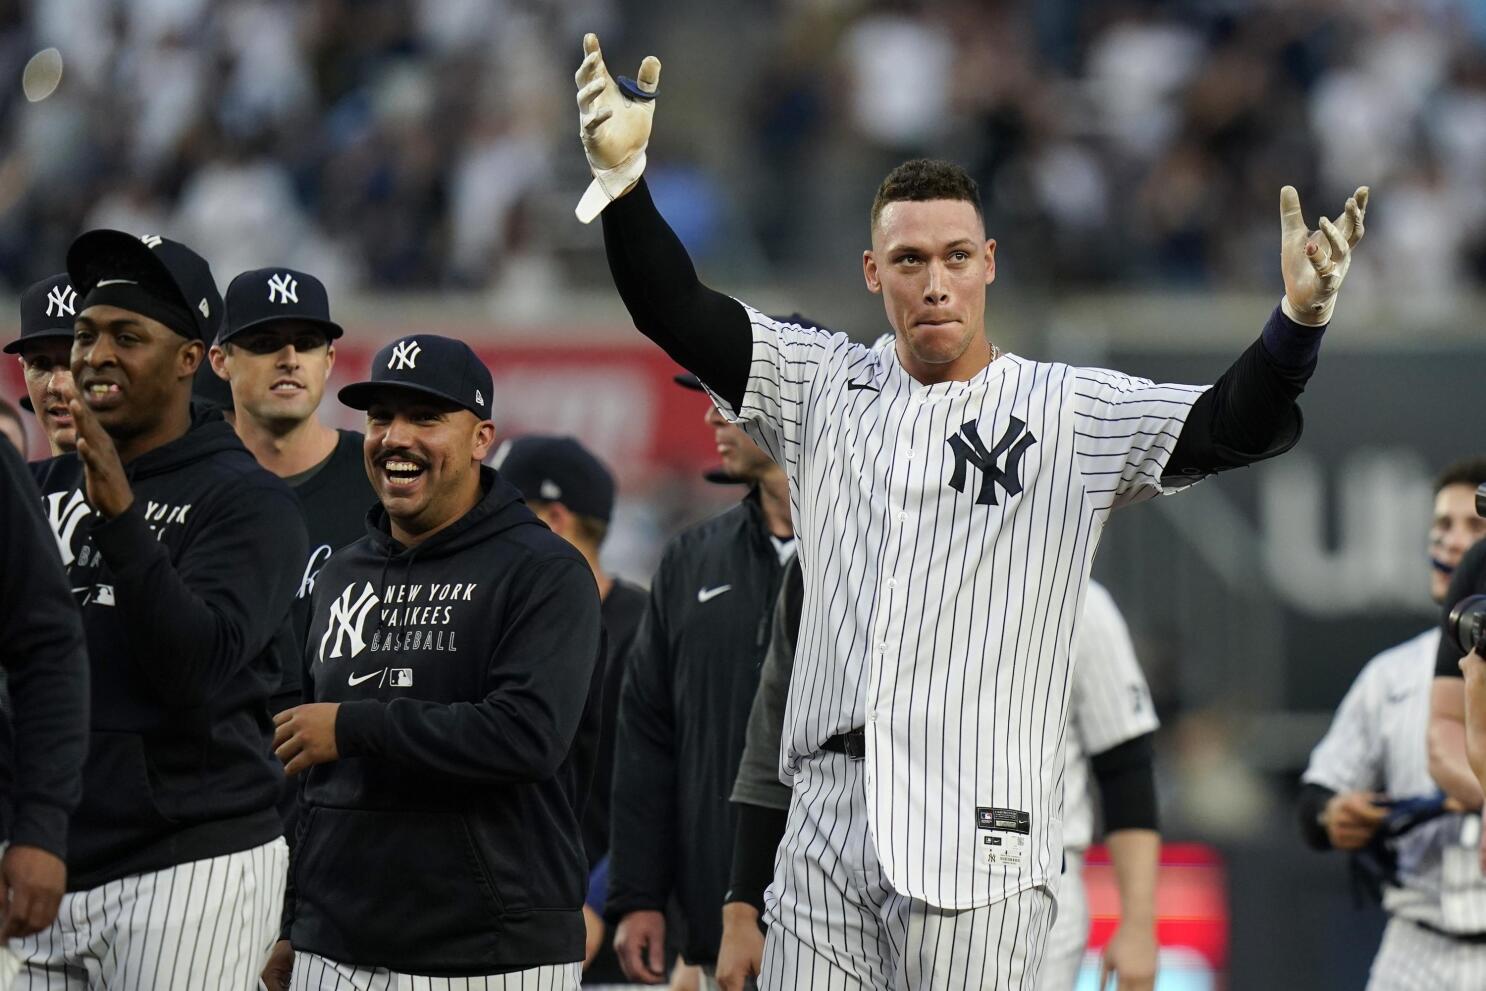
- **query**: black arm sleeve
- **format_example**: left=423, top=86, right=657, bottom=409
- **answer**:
left=1298, top=782, right=1337, bottom=851
left=725, top=802, right=788, bottom=915
left=0, top=441, right=89, bottom=859
left=1089, top=733, right=1159, bottom=833
left=1437, top=539, right=1486, bottom=679
left=1165, top=312, right=1313, bottom=478
left=601, top=179, right=753, bottom=409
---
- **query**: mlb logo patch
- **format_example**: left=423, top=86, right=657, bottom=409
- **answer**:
left=389, top=668, right=413, bottom=687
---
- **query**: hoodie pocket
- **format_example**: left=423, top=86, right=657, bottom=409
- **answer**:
left=293, top=807, right=509, bottom=961
left=76, top=731, right=176, bottom=829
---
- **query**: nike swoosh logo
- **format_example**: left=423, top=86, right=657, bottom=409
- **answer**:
left=348, top=670, right=385, bottom=687
left=846, top=380, right=880, bottom=392
left=95, top=278, right=139, bottom=287
left=697, top=585, right=733, bottom=603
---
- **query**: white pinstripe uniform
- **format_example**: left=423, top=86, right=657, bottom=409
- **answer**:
left=1302, top=628, right=1486, bottom=991
left=705, top=308, right=1207, bottom=989
left=1037, top=582, right=1160, bottom=990
left=287, top=954, right=580, bottom=991
left=8, top=838, right=286, bottom=990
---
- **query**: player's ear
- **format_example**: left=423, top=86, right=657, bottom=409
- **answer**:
left=863, top=250, right=882, bottom=294
left=323, top=343, right=336, bottom=379
left=178, top=339, right=205, bottom=377
left=984, top=239, right=997, bottom=287
left=471, top=419, right=496, bottom=463
left=208, top=344, right=229, bottom=380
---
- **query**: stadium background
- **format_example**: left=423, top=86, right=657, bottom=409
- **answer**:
left=3, top=0, right=1486, bottom=985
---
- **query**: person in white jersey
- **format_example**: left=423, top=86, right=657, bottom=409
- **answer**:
left=1039, top=581, right=1161, bottom=991
left=1300, top=458, right=1486, bottom=990
left=574, top=33, right=1369, bottom=989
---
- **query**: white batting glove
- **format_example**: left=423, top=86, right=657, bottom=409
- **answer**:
left=1279, top=184, right=1369, bottom=326
left=574, top=33, right=661, bottom=224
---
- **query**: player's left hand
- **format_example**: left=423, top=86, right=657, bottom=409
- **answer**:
left=1099, top=920, right=1157, bottom=991
left=0, top=844, right=67, bottom=938
left=273, top=703, right=342, bottom=775
left=60, top=377, right=134, bottom=519
left=1280, top=184, right=1368, bottom=327
left=574, top=33, right=661, bottom=223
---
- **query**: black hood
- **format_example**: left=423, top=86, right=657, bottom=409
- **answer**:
left=123, top=404, right=243, bottom=483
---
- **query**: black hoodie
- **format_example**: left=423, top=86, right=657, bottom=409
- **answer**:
left=30, top=409, right=307, bottom=891
left=291, top=466, right=603, bottom=976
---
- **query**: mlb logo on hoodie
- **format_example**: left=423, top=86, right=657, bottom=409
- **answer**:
left=389, top=668, right=413, bottom=687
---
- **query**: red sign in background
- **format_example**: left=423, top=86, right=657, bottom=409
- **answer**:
left=2, top=331, right=725, bottom=488
left=1084, top=842, right=1229, bottom=981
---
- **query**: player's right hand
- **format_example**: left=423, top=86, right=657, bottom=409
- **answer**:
left=574, top=33, right=661, bottom=223
left=716, top=902, right=765, bottom=991
left=1322, top=790, right=1389, bottom=850
left=0, top=844, right=66, bottom=938
left=261, top=939, right=293, bottom=991
left=614, top=908, right=669, bottom=984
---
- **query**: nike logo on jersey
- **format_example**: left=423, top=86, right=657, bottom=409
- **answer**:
left=697, top=585, right=733, bottom=603
left=846, top=379, right=880, bottom=392
left=347, top=669, right=385, bottom=687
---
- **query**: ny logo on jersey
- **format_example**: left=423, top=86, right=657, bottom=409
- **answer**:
left=318, top=581, right=381, bottom=662
left=267, top=272, right=298, bottom=304
left=946, top=417, right=1037, bottom=506
left=388, top=340, right=421, bottom=370
left=45, top=490, right=91, bottom=567
left=46, top=284, right=77, bottom=318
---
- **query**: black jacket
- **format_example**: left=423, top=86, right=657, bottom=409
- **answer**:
left=606, top=492, right=790, bottom=966
left=290, top=467, right=603, bottom=976
left=0, top=440, right=88, bottom=860
left=31, top=411, right=306, bottom=890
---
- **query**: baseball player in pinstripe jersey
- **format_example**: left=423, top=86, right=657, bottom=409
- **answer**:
left=1301, top=459, right=1486, bottom=990
left=1038, top=581, right=1160, bottom=991
left=576, top=34, right=1368, bottom=988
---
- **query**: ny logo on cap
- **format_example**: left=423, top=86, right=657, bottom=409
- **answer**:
left=267, top=272, right=298, bottom=305
left=388, top=340, right=421, bottom=371
left=46, top=284, right=77, bottom=318
left=140, top=234, right=163, bottom=249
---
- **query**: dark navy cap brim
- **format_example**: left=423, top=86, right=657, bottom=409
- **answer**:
left=2, top=326, right=73, bottom=354
left=217, top=314, right=344, bottom=345
left=338, top=379, right=488, bottom=419
left=674, top=372, right=705, bottom=392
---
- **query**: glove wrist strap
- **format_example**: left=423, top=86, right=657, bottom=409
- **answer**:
left=1281, top=292, right=1335, bottom=327
left=576, top=151, right=646, bottom=224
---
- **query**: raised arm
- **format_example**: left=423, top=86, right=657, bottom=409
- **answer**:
left=576, top=34, right=753, bottom=409
left=1166, top=186, right=1368, bottom=478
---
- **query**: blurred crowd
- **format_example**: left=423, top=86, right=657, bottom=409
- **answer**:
left=0, top=0, right=1483, bottom=297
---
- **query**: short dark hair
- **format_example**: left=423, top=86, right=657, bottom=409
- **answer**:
left=871, top=159, right=984, bottom=228
left=1435, top=457, right=1486, bottom=494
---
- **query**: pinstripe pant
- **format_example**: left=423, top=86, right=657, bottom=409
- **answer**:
left=288, top=953, right=581, bottom=990
left=1036, top=851, right=1087, bottom=990
left=1367, top=917, right=1486, bottom=990
left=760, top=752, right=1057, bottom=991
left=9, top=838, right=287, bottom=990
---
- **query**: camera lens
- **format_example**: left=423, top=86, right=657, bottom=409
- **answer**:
left=1448, top=594, right=1486, bottom=655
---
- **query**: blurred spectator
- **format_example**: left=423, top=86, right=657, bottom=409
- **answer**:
left=0, top=0, right=1478, bottom=297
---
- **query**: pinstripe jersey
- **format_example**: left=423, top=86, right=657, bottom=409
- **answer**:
left=707, top=306, right=1207, bottom=909
left=1062, top=581, right=1160, bottom=852
left=1303, top=628, right=1486, bottom=933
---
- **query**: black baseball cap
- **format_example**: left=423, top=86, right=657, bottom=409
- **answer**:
left=221, top=267, right=343, bottom=345
left=4, top=273, right=78, bottom=354
left=495, top=435, right=616, bottom=523
left=66, top=230, right=222, bottom=342
left=339, top=334, right=492, bottom=419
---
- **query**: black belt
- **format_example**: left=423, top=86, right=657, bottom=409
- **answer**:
left=820, top=728, right=866, bottom=761
left=1409, top=918, right=1486, bottom=944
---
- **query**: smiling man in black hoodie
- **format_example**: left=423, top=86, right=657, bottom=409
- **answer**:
left=273, top=334, right=603, bottom=990
left=19, top=230, right=308, bottom=989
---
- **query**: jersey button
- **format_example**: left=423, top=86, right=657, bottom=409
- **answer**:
left=886, top=579, right=897, bottom=590
left=896, top=511, right=907, bottom=522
